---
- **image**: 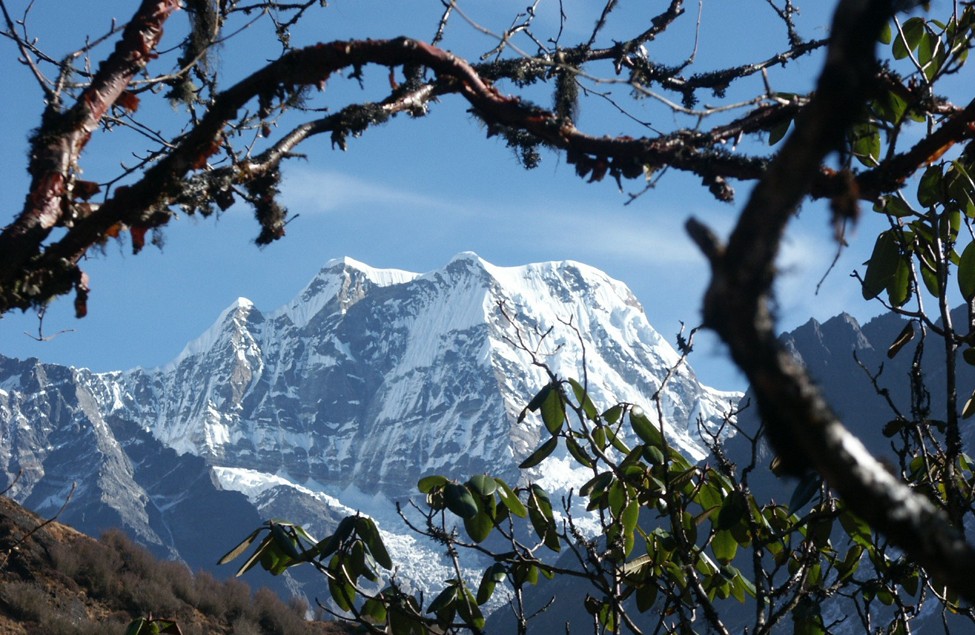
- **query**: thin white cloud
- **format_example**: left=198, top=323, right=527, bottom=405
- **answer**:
left=502, top=197, right=738, bottom=268
left=282, top=166, right=459, bottom=214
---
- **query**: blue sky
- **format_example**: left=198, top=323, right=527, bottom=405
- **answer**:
left=0, top=1, right=900, bottom=391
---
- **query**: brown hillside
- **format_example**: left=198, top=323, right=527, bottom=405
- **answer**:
left=0, top=495, right=351, bottom=634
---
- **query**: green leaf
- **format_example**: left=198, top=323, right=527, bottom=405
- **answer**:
left=695, top=479, right=724, bottom=510
left=427, top=585, right=457, bottom=614
left=887, top=322, right=915, bottom=359
left=793, top=597, right=826, bottom=635
left=918, top=29, right=945, bottom=79
left=417, top=475, right=448, bottom=493
left=789, top=473, right=821, bottom=512
left=883, top=419, right=908, bottom=437
left=125, top=619, right=148, bottom=635
left=455, top=588, right=485, bottom=630
left=861, top=231, right=901, bottom=300
left=348, top=540, right=368, bottom=582
left=920, top=263, right=941, bottom=297
left=941, top=208, right=961, bottom=244
left=522, top=384, right=552, bottom=418
left=851, top=124, right=881, bottom=167
left=959, top=242, right=975, bottom=300
left=918, top=29, right=935, bottom=66
left=315, top=516, right=356, bottom=560
left=839, top=509, right=873, bottom=548
left=270, top=522, right=302, bottom=561
left=477, top=563, right=507, bottom=605
left=962, top=388, right=975, bottom=419
left=528, top=484, right=561, bottom=552
left=879, top=20, right=893, bottom=44
left=444, top=483, right=479, bottom=518
left=518, top=436, right=558, bottom=469
left=606, top=426, right=631, bottom=454
left=217, top=527, right=264, bottom=565
left=711, top=528, right=737, bottom=564
left=875, top=90, right=908, bottom=125
left=361, top=597, right=387, bottom=623
left=717, top=492, right=747, bottom=531
left=540, top=385, right=565, bottom=435
left=512, top=562, right=540, bottom=586
left=597, top=600, right=616, bottom=632
left=565, top=436, right=595, bottom=468
left=602, top=404, right=624, bottom=424
left=328, top=557, right=357, bottom=612
left=581, top=471, right=613, bottom=498
left=636, top=583, right=658, bottom=613
left=357, top=517, right=393, bottom=570
left=235, top=534, right=273, bottom=577
left=608, top=479, right=627, bottom=516
left=886, top=255, right=912, bottom=307
left=768, top=119, right=792, bottom=145
left=495, top=478, right=528, bottom=517
left=918, top=164, right=945, bottom=207
left=389, top=605, right=421, bottom=635
left=643, top=444, right=665, bottom=465
left=466, top=474, right=497, bottom=497
left=622, top=500, right=639, bottom=534
left=892, top=17, right=925, bottom=60
left=948, top=160, right=975, bottom=213
left=630, top=406, right=662, bottom=447
left=568, top=378, right=599, bottom=421
left=260, top=539, right=288, bottom=575
left=529, top=484, right=555, bottom=519
left=464, top=510, right=494, bottom=543
left=836, top=544, right=863, bottom=581
left=592, top=425, right=608, bottom=451
left=879, top=195, right=916, bottom=218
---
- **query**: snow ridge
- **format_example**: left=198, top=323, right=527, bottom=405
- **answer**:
left=0, top=252, right=742, bottom=608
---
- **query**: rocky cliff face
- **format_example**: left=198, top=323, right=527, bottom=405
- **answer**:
left=0, top=253, right=740, bottom=598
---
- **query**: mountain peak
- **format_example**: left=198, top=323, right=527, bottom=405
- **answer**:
left=165, top=296, right=262, bottom=369
left=447, top=251, right=485, bottom=266
left=274, top=258, right=418, bottom=328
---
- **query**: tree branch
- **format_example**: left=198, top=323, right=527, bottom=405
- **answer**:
left=0, top=0, right=179, bottom=271
left=689, top=0, right=975, bottom=603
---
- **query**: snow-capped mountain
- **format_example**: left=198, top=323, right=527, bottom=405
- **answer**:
left=0, top=253, right=740, bottom=600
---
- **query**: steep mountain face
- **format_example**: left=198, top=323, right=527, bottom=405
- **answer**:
left=731, top=308, right=975, bottom=477
left=0, top=253, right=739, bottom=600
left=711, top=311, right=975, bottom=635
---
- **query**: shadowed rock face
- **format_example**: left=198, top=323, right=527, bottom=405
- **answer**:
left=0, top=254, right=738, bottom=601
left=732, top=308, right=975, bottom=477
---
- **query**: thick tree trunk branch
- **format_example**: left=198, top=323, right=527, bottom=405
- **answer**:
left=0, top=0, right=179, bottom=276
left=689, top=0, right=975, bottom=603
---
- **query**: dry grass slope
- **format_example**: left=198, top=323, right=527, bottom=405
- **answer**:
left=0, top=496, right=351, bottom=634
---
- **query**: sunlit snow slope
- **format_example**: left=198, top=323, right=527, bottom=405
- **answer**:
left=0, top=253, right=740, bottom=599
